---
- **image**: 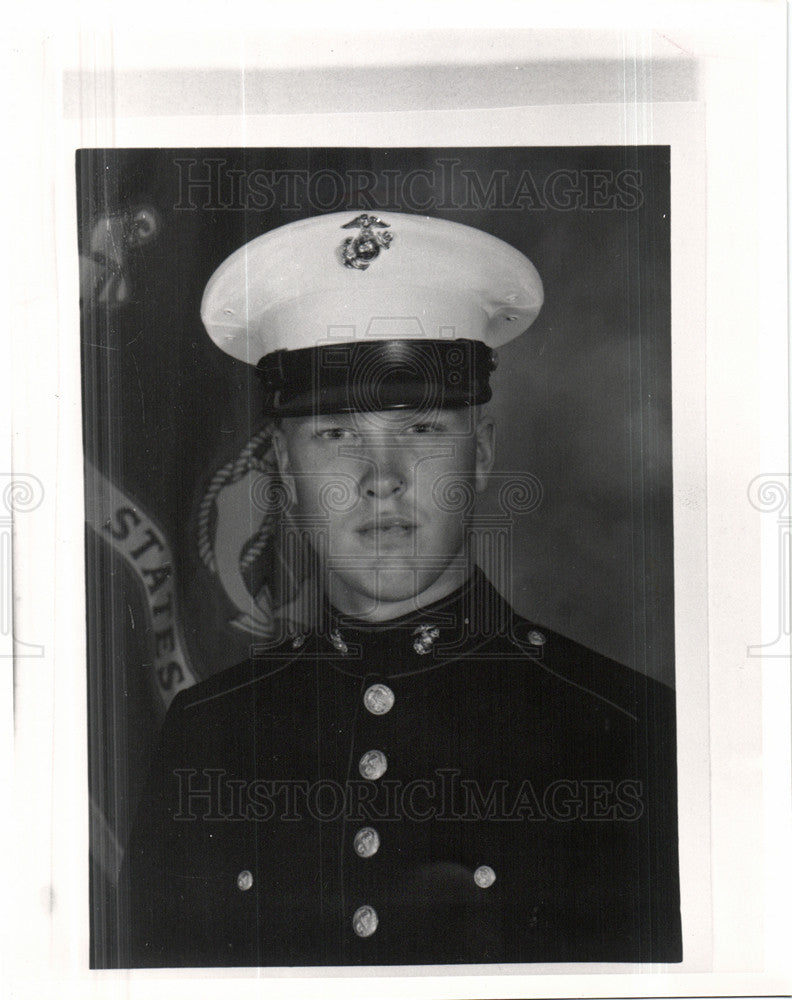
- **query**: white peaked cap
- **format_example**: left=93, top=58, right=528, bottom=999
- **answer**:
left=201, top=211, right=544, bottom=365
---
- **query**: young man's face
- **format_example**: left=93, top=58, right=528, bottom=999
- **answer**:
left=274, top=407, right=494, bottom=619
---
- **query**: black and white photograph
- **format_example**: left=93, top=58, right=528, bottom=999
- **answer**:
left=79, top=146, right=680, bottom=969
left=6, top=14, right=791, bottom=1000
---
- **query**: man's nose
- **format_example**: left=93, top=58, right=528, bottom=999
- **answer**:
left=357, top=444, right=408, bottom=500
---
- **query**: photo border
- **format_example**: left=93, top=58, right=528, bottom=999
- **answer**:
left=7, top=14, right=790, bottom=1000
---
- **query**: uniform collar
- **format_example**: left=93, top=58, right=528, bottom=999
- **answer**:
left=287, top=569, right=515, bottom=674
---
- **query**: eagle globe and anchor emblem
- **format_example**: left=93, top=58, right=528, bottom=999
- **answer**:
left=338, top=214, right=393, bottom=270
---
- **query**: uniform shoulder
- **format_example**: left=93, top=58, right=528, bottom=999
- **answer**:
left=168, top=635, right=303, bottom=715
left=495, top=604, right=675, bottom=723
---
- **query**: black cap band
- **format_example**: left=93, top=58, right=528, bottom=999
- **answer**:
left=256, top=339, right=497, bottom=417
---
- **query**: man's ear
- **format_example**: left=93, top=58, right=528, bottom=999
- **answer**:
left=271, top=427, right=296, bottom=506
left=474, top=414, right=495, bottom=493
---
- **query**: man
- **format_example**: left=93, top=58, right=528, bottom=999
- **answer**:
left=121, top=211, right=681, bottom=967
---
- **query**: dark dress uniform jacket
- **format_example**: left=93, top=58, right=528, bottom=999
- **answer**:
left=121, top=572, right=682, bottom=967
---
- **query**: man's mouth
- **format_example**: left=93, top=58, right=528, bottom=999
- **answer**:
left=356, top=517, right=417, bottom=536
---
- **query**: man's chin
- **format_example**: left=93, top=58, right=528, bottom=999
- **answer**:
left=326, top=567, right=451, bottom=617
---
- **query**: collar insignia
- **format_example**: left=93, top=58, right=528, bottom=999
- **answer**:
left=413, top=625, right=440, bottom=655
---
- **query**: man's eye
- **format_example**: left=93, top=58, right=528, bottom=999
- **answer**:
left=406, top=423, right=442, bottom=435
left=316, top=428, right=356, bottom=441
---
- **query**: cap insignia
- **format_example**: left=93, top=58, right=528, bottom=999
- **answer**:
left=339, top=214, right=393, bottom=270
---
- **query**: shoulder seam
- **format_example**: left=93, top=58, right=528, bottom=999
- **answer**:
left=501, top=626, right=639, bottom=722
left=181, top=649, right=304, bottom=712
left=530, top=658, right=638, bottom=722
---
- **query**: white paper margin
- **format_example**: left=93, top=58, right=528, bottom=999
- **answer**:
left=6, top=9, right=790, bottom=1000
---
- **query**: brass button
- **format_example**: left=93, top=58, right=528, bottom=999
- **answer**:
left=352, top=904, right=378, bottom=938
left=358, top=750, right=388, bottom=780
left=353, top=827, right=381, bottom=858
left=474, top=865, right=496, bottom=888
left=363, top=683, right=395, bottom=715
left=236, top=870, right=253, bottom=891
